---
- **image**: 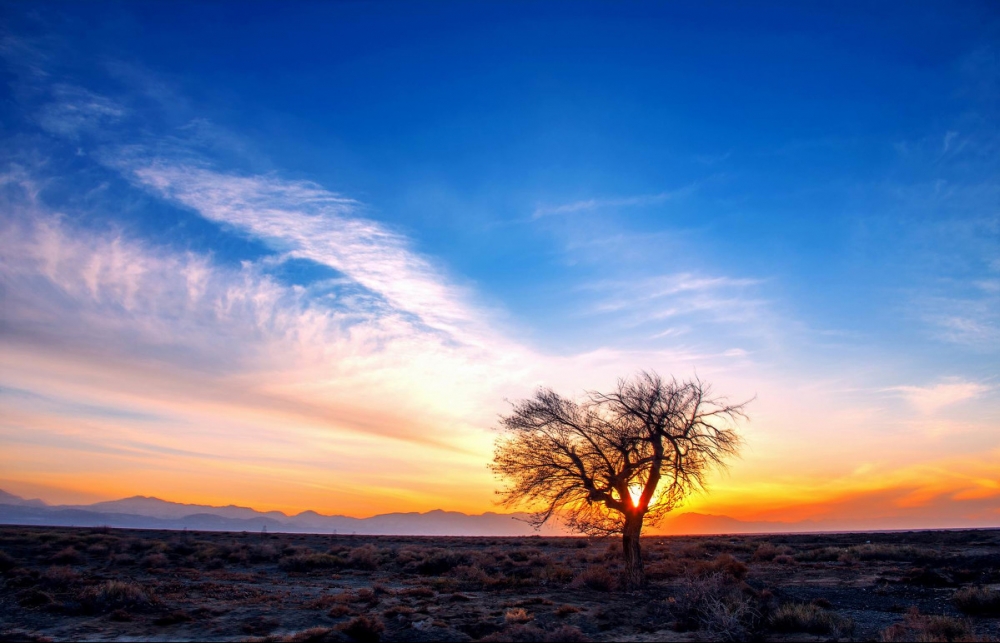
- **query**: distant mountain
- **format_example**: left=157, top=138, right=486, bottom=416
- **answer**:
left=0, top=490, right=46, bottom=508
left=82, top=496, right=290, bottom=522
left=660, top=512, right=803, bottom=535
left=0, top=489, right=565, bottom=536
left=8, top=489, right=965, bottom=537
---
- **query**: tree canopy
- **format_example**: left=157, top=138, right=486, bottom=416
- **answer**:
left=491, top=372, right=747, bottom=587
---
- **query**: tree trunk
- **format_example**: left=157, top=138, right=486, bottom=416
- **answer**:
left=621, top=513, right=645, bottom=589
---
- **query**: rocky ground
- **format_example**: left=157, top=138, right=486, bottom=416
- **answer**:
left=1, top=526, right=998, bottom=641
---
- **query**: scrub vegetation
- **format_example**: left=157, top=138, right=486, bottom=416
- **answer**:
left=2, top=526, right=999, bottom=641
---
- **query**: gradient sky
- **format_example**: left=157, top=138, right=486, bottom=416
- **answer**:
left=1, top=1, right=998, bottom=531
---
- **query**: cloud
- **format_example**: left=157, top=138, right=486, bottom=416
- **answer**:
left=532, top=186, right=695, bottom=219
left=583, top=272, right=768, bottom=340
left=126, top=163, right=508, bottom=351
left=888, top=380, right=991, bottom=414
left=35, top=85, right=125, bottom=138
left=0, top=167, right=549, bottom=513
left=0, top=184, right=525, bottom=448
left=923, top=286, right=1000, bottom=349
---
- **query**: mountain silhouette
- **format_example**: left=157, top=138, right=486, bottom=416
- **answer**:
left=0, top=490, right=567, bottom=536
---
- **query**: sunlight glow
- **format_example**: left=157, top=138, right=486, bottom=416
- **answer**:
left=628, top=483, right=644, bottom=508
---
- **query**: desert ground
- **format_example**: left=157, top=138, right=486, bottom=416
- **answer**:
left=1, top=525, right=998, bottom=642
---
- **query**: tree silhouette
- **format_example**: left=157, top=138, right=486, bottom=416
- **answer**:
left=491, top=372, right=747, bottom=588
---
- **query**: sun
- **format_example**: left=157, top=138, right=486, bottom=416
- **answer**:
left=628, top=483, right=643, bottom=507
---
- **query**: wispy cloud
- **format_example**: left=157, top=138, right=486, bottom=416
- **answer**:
left=887, top=379, right=991, bottom=414
left=126, top=163, right=503, bottom=350
left=0, top=173, right=538, bottom=512
left=35, top=85, right=125, bottom=138
left=532, top=186, right=696, bottom=219
left=582, top=273, right=768, bottom=342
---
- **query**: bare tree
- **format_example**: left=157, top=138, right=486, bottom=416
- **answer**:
left=491, top=372, right=747, bottom=589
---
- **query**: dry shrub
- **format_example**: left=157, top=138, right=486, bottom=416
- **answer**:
left=336, top=615, right=384, bottom=643
left=770, top=603, right=853, bottom=637
left=153, top=611, right=193, bottom=626
left=508, top=549, right=531, bottom=562
left=110, top=553, right=135, bottom=566
left=86, top=544, right=109, bottom=557
left=881, top=608, right=974, bottom=643
left=140, top=553, right=169, bottom=569
left=398, top=586, right=435, bottom=598
left=570, top=565, right=616, bottom=592
left=677, top=573, right=764, bottom=641
left=80, top=580, right=153, bottom=612
left=5, top=568, right=37, bottom=590
left=773, top=554, right=796, bottom=565
left=279, top=553, right=341, bottom=572
left=354, top=589, right=379, bottom=605
left=49, top=547, right=81, bottom=564
left=953, top=586, right=1000, bottom=617
left=227, top=548, right=249, bottom=565
left=849, top=543, right=938, bottom=562
left=346, top=544, right=380, bottom=571
left=694, top=554, right=748, bottom=580
left=0, top=550, right=16, bottom=572
left=322, top=590, right=375, bottom=606
left=249, top=543, right=280, bottom=562
left=327, top=605, right=352, bottom=618
left=414, top=549, right=467, bottom=575
left=602, top=542, right=622, bottom=560
left=795, top=546, right=842, bottom=562
left=453, top=564, right=507, bottom=589
left=902, top=567, right=954, bottom=588
left=382, top=604, right=414, bottom=618
left=838, top=552, right=858, bottom=565
left=18, top=590, right=56, bottom=608
left=393, top=546, right=427, bottom=567
left=505, top=608, right=533, bottom=624
left=681, top=543, right=708, bottom=559
left=540, top=563, right=575, bottom=585
left=306, top=593, right=351, bottom=610
left=41, top=566, right=80, bottom=588
left=751, top=543, right=778, bottom=562
left=700, top=594, right=761, bottom=643
left=554, top=604, right=581, bottom=617
left=646, top=559, right=685, bottom=580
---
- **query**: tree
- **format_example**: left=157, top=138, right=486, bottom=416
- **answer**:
left=491, top=372, right=747, bottom=589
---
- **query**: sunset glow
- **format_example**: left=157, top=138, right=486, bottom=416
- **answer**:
left=1, top=3, right=997, bottom=533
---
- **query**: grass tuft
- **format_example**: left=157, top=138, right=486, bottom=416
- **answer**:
left=952, top=585, right=1000, bottom=617
left=770, top=602, right=853, bottom=637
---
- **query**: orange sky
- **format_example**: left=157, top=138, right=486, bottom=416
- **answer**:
left=2, top=308, right=997, bottom=530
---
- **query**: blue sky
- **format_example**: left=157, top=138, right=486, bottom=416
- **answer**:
left=1, top=2, right=998, bottom=526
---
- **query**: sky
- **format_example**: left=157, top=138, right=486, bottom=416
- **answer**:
left=1, top=1, right=998, bottom=531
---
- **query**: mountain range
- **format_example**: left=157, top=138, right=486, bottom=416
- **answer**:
left=0, top=489, right=798, bottom=536
left=3, top=490, right=985, bottom=536
left=0, top=490, right=575, bottom=536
